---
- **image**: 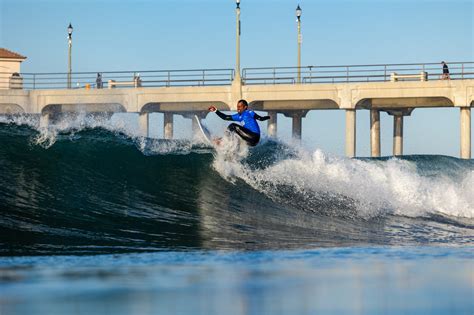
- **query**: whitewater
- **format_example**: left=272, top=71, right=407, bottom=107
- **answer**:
left=0, top=114, right=473, bottom=315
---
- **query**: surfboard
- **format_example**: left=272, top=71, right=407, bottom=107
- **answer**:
left=194, top=115, right=213, bottom=144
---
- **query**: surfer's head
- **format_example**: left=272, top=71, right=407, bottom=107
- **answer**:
left=237, top=99, right=248, bottom=114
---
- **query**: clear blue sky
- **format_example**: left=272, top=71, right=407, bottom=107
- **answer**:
left=1, top=0, right=473, bottom=157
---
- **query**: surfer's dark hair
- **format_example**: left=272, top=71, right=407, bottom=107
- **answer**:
left=238, top=99, right=248, bottom=107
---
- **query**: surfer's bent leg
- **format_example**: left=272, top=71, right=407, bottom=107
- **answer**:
left=227, top=123, right=260, bottom=146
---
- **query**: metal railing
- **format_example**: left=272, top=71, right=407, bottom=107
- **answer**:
left=1, top=62, right=473, bottom=90
left=0, top=68, right=235, bottom=90
left=242, top=62, right=474, bottom=85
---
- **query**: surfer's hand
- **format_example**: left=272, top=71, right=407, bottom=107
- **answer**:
left=209, top=106, right=217, bottom=112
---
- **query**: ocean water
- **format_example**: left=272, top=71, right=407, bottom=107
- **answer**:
left=0, top=114, right=473, bottom=315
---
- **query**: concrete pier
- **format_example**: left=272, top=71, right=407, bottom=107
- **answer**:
left=393, top=114, right=404, bottom=156
left=345, top=109, right=356, bottom=158
left=164, top=113, right=173, bottom=139
left=292, top=115, right=302, bottom=140
left=460, top=107, right=471, bottom=159
left=283, top=111, right=307, bottom=141
left=267, top=111, right=277, bottom=137
left=370, top=109, right=381, bottom=157
left=387, top=109, right=413, bottom=156
left=138, top=113, right=149, bottom=137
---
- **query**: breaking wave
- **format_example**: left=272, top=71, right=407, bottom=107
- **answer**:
left=0, top=114, right=473, bottom=255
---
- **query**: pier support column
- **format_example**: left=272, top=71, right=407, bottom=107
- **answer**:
left=292, top=115, right=302, bottom=140
left=460, top=107, right=471, bottom=159
left=393, top=115, right=404, bottom=156
left=370, top=109, right=381, bottom=157
left=387, top=108, right=413, bottom=157
left=39, top=113, right=50, bottom=129
left=345, top=109, right=356, bottom=158
left=138, top=112, right=149, bottom=137
left=267, top=111, right=278, bottom=137
left=283, top=110, right=308, bottom=141
left=163, top=112, right=173, bottom=139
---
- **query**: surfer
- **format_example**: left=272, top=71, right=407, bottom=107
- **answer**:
left=208, top=100, right=270, bottom=146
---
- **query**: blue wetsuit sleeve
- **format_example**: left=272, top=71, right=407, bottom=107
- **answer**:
left=215, top=110, right=234, bottom=121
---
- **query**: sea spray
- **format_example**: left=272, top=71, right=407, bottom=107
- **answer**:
left=212, top=142, right=474, bottom=220
left=33, top=112, right=140, bottom=148
left=212, top=133, right=249, bottom=181
left=0, top=112, right=206, bottom=154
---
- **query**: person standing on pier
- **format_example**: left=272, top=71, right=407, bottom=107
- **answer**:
left=441, top=61, right=450, bottom=80
left=96, top=73, right=103, bottom=89
left=208, top=100, right=270, bottom=146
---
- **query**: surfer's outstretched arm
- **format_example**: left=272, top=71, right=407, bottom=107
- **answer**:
left=215, top=110, right=234, bottom=121
left=209, top=106, right=234, bottom=121
left=254, top=113, right=270, bottom=121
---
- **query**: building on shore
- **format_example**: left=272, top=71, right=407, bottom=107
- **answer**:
left=0, top=48, right=27, bottom=89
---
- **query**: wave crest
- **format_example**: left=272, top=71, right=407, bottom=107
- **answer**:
left=212, top=145, right=474, bottom=220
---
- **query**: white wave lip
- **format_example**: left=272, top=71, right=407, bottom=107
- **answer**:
left=214, top=145, right=474, bottom=220
left=0, top=112, right=138, bottom=148
left=0, top=113, right=203, bottom=154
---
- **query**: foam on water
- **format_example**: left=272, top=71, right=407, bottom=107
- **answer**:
left=212, top=142, right=474, bottom=220
left=0, top=113, right=135, bottom=148
left=0, top=113, right=208, bottom=154
left=212, top=134, right=249, bottom=181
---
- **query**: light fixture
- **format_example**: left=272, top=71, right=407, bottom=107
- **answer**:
left=296, top=5, right=302, bottom=20
left=68, top=23, right=73, bottom=37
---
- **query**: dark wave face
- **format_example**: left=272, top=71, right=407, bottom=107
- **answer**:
left=0, top=122, right=473, bottom=256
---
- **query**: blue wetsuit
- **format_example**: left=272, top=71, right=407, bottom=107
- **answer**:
left=215, top=109, right=270, bottom=146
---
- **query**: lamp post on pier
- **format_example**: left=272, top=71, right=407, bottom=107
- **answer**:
left=235, top=0, right=241, bottom=82
left=67, top=23, right=73, bottom=89
left=296, top=5, right=302, bottom=83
